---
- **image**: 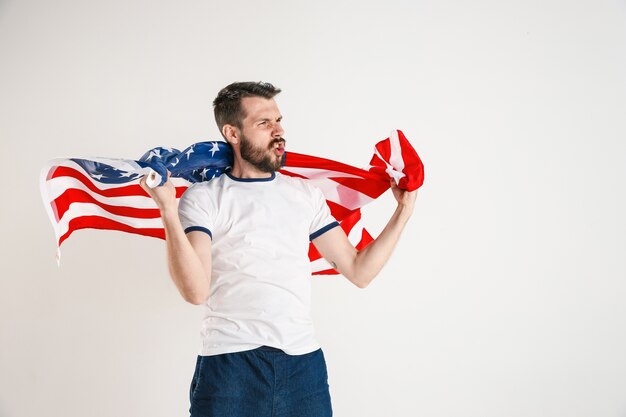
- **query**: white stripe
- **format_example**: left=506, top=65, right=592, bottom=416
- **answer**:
left=369, top=133, right=406, bottom=184
left=309, top=178, right=374, bottom=210
left=310, top=257, right=333, bottom=273
left=40, top=163, right=61, bottom=245
left=388, top=130, right=405, bottom=172
left=284, top=166, right=364, bottom=180
left=346, top=219, right=365, bottom=244
left=281, top=169, right=374, bottom=210
left=82, top=157, right=144, bottom=172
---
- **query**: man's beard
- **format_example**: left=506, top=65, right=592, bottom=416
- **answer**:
left=239, top=134, right=286, bottom=173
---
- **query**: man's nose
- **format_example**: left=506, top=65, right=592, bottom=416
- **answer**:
left=272, top=122, right=284, bottom=138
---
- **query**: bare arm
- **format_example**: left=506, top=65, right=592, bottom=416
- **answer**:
left=312, top=180, right=417, bottom=288
left=140, top=173, right=212, bottom=305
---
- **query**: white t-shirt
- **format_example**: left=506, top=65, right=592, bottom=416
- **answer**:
left=178, top=170, right=339, bottom=356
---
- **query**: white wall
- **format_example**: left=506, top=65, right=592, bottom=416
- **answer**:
left=1, top=0, right=626, bottom=416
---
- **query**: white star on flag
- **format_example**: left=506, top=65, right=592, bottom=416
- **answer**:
left=147, top=149, right=161, bottom=161
left=210, top=142, right=220, bottom=157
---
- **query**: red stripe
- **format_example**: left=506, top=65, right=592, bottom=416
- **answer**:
left=278, top=169, right=308, bottom=180
left=312, top=268, right=338, bottom=276
left=397, top=132, right=425, bottom=191
left=340, top=210, right=360, bottom=230
left=49, top=166, right=188, bottom=198
left=325, top=201, right=356, bottom=222
left=285, top=152, right=383, bottom=181
left=307, top=243, right=321, bottom=261
left=327, top=176, right=389, bottom=199
left=368, top=153, right=388, bottom=171
left=368, top=153, right=393, bottom=180
left=374, top=138, right=392, bottom=162
left=52, top=188, right=162, bottom=222
left=58, top=215, right=165, bottom=246
left=356, top=228, right=374, bottom=250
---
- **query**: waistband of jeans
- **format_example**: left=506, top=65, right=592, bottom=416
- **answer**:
left=256, top=345, right=284, bottom=353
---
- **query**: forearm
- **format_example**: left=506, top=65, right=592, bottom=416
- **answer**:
left=352, top=204, right=413, bottom=287
left=160, top=208, right=210, bottom=305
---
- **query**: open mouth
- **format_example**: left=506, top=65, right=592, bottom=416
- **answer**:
left=271, top=140, right=285, bottom=155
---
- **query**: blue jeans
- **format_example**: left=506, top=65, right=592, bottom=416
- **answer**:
left=189, top=346, right=333, bottom=417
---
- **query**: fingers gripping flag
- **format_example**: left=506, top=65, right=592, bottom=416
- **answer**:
left=40, top=130, right=424, bottom=274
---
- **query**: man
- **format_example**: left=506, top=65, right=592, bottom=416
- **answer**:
left=140, top=81, right=417, bottom=417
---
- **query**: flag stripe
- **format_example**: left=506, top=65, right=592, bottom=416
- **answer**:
left=389, top=130, right=406, bottom=174
left=59, top=216, right=165, bottom=246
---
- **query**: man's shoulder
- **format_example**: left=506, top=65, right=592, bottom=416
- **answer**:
left=278, top=173, right=323, bottom=197
left=180, top=175, right=225, bottom=199
left=276, top=172, right=313, bottom=190
left=276, top=173, right=327, bottom=202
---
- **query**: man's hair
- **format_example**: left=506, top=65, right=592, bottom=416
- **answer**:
left=213, top=81, right=281, bottom=134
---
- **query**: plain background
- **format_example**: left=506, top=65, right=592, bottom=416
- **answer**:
left=1, top=0, right=626, bottom=416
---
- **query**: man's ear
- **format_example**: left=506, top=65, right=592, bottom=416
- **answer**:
left=222, top=124, right=240, bottom=145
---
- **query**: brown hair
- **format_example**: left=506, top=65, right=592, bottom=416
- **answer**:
left=213, top=81, right=281, bottom=135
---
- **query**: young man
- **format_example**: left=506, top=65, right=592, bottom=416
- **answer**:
left=140, top=82, right=417, bottom=417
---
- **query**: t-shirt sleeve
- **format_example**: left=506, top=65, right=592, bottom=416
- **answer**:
left=178, top=185, right=214, bottom=239
left=308, top=185, right=340, bottom=241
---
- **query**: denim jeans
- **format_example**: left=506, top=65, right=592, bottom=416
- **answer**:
left=189, top=346, right=333, bottom=417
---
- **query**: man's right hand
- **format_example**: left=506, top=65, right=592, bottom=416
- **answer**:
left=139, top=171, right=177, bottom=212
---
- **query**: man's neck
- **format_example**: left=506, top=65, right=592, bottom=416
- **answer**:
left=229, top=159, right=274, bottom=179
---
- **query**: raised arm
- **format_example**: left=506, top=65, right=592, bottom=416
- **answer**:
left=140, top=173, right=212, bottom=305
left=312, top=179, right=417, bottom=288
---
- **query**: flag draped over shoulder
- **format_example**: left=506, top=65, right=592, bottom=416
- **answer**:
left=40, top=130, right=424, bottom=274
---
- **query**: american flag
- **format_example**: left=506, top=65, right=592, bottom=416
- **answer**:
left=40, top=130, right=424, bottom=274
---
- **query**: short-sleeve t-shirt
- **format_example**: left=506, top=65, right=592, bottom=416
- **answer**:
left=178, top=170, right=339, bottom=356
